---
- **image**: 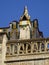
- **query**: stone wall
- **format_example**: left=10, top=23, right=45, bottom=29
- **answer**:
left=5, top=59, right=49, bottom=65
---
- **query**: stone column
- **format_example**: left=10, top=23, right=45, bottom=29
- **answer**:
left=2, top=34, right=8, bottom=65
left=31, top=42, right=33, bottom=54
left=17, top=43, right=20, bottom=55
left=26, top=43, right=28, bottom=54
left=39, top=43, right=42, bottom=53
left=45, top=41, right=47, bottom=52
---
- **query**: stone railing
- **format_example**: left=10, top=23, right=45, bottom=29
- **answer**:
left=6, top=38, right=49, bottom=56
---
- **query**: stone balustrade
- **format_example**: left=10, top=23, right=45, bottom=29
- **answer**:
left=6, top=38, right=49, bottom=56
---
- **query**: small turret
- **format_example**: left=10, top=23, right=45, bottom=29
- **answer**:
left=33, top=19, right=39, bottom=29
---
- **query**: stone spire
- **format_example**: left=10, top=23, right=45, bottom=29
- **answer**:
left=20, top=6, right=30, bottom=20
left=24, top=6, right=28, bottom=15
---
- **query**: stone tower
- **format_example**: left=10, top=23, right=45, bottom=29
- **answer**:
left=19, top=6, right=31, bottom=39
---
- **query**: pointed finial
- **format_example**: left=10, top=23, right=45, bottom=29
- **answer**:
left=20, top=6, right=30, bottom=20
left=25, top=6, right=27, bottom=10
left=24, top=6, right=28, bottom=15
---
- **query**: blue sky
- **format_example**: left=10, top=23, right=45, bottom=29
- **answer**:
left=0, top=0, right=49, bottom=37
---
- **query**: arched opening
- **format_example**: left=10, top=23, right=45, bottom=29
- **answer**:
left=24, top=44, right=26, bottom=53
left=41, top=43, right=45, bottom=51
left=19, top=45, right=24, bottom=54
left=27, top=44, right=31, bottom=53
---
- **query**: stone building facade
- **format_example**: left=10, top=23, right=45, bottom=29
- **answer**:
left=0, top=6, right=49, bottom=65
